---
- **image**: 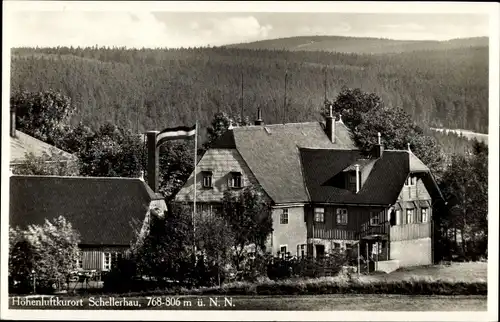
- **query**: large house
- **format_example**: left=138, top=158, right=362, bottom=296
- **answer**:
left=175, top=109, right=444, bottom=271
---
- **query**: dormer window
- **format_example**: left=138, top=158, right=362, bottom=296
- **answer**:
left=346, top=171, right=360, bottom=192
left=202, top=171, right=213, bottom=188
left=229, top=171, right=243, bottom=189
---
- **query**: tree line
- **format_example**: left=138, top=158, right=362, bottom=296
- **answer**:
left=10, top=45, right=488, bottom=136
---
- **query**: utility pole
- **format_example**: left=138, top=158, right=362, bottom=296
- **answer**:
left=283, top=70, right=288, bottom=124
left=240, top=71, right=244, bottom=121
left=324, top=66, right=327, bottom=103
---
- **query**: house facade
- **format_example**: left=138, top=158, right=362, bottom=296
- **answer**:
left=175, top=109, right=444, bottom=271
left=9, top=175, right=167, bottom=272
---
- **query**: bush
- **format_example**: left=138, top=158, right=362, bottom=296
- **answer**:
left=267, top=249, right=351, bottom=280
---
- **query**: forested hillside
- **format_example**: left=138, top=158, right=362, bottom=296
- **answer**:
left=227, top=36, right=489, bottom=54
left=10, top=44, right=488, bottom=140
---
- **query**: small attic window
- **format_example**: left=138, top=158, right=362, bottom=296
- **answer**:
left=405, top=174, right=417, bottom=186
left=229, top=171, right=243, bottom=189
left=202, top=170, right=213, bottom=188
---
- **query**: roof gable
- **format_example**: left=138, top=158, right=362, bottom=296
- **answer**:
left=10, top=130, right=76, bottom=164
left=9, top=176, right=162, bottom=245
left=409, top=151, right=430, bottom=172
left=218, top=121, right=355, bottom=203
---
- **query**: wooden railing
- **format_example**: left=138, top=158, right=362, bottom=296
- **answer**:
left=358, top=220, right=390, bottom=239
left=390, top=222, right=431, bottom=241
left=311, top=226, right=357, bottom=240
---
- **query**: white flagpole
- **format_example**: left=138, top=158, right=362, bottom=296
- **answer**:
left=193, top=121, right=198, bottom=256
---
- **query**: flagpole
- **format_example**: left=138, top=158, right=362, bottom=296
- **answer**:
left=193, top=121, right=198, bottom=256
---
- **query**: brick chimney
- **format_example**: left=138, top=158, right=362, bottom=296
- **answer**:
left=10, top=106, right=16, bottom=138
left=254, top=107, right=263, bottom=125
left=146, top=131, right=159, bottom=192
left=373, top=132, right=384, bottom=158
left=325, top=104, right=335, bottom=143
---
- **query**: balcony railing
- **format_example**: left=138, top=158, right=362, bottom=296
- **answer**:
left=311, top=226, right=357, bottom=240
left=358, top=220, right=390, bottom=240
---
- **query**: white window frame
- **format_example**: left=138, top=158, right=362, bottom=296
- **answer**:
left=336, top=208, right=348, bottom=225
left=280, top=208, right=289, bottom=224
left=298, top=244, right=306, bottom=258
left=396, top=209, right=402, bottom=225
left=279, top=245, right=288, bottom=258
left=314, top=207, right=325, bottom=223
left=406, top=174, right=416, bottom=186
left=406, top=209, right=415, bottom=224
left=421, top=208, right=429, bottom=223
left=103, top=252, right=112, bottom=271
left=202, top=172, right=213, bottom=188
left=370, top=211, right=380, bottom=226
left=229, top=172, right=243, bottom=188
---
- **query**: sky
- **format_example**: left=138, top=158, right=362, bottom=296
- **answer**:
left=4, top=2, right=492, bottom=49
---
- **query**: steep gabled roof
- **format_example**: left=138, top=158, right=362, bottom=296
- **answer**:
left=300, top=149, right=411, bottom=205
left=409, top=151, right=430, bottom=172
left=211, top=121, right=356, bottom=203
left=10, top=130, right=76, bottom=165
left=9, top=175, right=164, bottom=246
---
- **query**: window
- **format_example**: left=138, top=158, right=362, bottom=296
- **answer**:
left=349, top=172, right=357, bottom=184
left=421, top=208, right=429, bottom=223
left=336, top=208, right=348, bottom=225
left=406, top=209, right=414, bottom=224
left=298, top=244, right=306, bottom=258
left=103, top=252, right=123, bottom=271
left=202, top=171, right=213, bottom=188
left=111, top=252, right=123, bottom=268
left=333, top=242, right=341, bottom=249
left=314, top=207, right=325, bottom=223
left=396, top=210, right=402, bottom=225
left=103, top=252, right=111, bottom=271
left=280, top=209, right=289, bottom=224
left=229, top=172, right=243, bottom=188
left=405, top=175, right=416, bottom=186
left=370, top=211, right=380, bottom=226
left=279, top=245, right=288, bottom=258
left=76, top=252, right=83, bottom=270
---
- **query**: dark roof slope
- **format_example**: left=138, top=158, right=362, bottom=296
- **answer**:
left=9, top=176, right=163, bottom=246
left=211, top=121, right=356, bottom=203
left=300, top=149, right=411, bottom=205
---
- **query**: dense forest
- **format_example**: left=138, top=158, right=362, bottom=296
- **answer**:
left=10, top=43, right=488, bottom=142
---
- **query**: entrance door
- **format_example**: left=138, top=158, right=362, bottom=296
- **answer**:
left=315, top=244, right=325, bottom=258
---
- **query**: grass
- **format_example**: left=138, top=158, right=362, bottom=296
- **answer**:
left=373, top=262, right=487, bottom=283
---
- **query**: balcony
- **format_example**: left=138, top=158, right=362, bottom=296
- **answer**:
left=358, top=221, right=390, bottom=240
left=309, top=226, right=357, bottom=240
